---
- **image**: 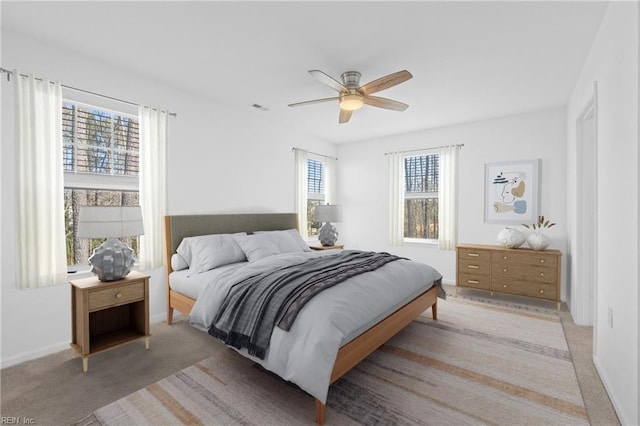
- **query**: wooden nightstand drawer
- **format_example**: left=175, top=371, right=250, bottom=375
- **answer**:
left=89, top=282, right=145, bottom=311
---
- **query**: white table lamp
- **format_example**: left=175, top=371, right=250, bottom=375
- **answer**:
left=314, top=204, right=342, bottom=246
left=77, top=206, right=144, bottom=281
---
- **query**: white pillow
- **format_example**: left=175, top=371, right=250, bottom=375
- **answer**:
left=254, top=229, right=312, bottom=252
left=170, top=253, right=189, bottom=271
left=235, top=231, right=307, bottom=262
left=177, top=233, right=247, bottom=274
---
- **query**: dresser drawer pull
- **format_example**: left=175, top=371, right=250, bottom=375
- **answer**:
left=467, top=253, right=480, bottom=257
left=467, top=280, right=480, bottom=284
left=503, top=284, right=508, bottom=288
left=539, top=289, right=544, bottom=294
left=116, top=293, right=122, bottom=299
left=503, top=256, right=508, bottom=260
left=540, top=272, right=545, bottom=277
left=540, top=259, right=545, bottom=263
left=503, top=269, right=508, bottom=272
left=467, top=265, right=480, bottom=269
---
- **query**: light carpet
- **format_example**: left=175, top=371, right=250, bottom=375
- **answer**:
left=79, top=297, right=588, bottom=425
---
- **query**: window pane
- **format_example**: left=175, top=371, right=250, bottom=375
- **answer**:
left=307, top=159, right=323, bottom=194
left=404, top=198, right=439, bottom=239
left=307, top=199, right=324, bottom=237
left=405, top=154, right=439, bottom=193
left=64, top=189, right=140, bottom=267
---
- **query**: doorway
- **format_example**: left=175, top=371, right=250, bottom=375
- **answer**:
left=574, top=82, right=598, bottom=333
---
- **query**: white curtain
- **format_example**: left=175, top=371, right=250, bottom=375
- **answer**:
left=438, top=145, right=459, bottom=250
left=324, top=155, right=338, bottom=205
left=15, top=70, right=67, bottom=288
left=138, top=106, right=168, bottom=269
left=293, top=148, right=309, bottom=238
left=388, top=152, right=404, bottom=246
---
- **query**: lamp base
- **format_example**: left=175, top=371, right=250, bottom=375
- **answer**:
left=89, top=238, right=136, bottom=281
left=318, top=222, right=339, bottom=246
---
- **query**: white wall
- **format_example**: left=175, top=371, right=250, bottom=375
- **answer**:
left=0, top=30, right=335, bottom=367
left=338, top=108, right=567, bottom=289
left=566, top=2, right=639, bottom=424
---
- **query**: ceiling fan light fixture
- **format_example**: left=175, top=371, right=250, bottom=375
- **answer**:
left=340, top=93, right=364, bottom=111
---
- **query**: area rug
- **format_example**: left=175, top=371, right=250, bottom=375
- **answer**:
left=79, top=297, right=588, bottom=425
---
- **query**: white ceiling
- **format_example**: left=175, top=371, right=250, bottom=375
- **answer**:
left=2, top=1, right=609, bottom=144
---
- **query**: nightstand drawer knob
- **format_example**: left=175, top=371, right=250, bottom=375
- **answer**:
left=467, top=280, right=479, bottom=284
left=116, top=293, right=122, bottom=299
left=468, top=265, right=480, bottom=269
left=468, top=253, right=480, bottom=257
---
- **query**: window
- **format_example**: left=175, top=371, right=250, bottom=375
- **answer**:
left=62, top=101, right=140, bottom=267
left=306, top=158, right=325, bottom=237
left=404, top=152, right=439, bottom=241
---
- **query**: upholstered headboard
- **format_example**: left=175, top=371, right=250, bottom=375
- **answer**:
left=163, top=213, right=299, bottom=270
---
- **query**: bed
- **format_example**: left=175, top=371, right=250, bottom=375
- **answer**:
left=164, top=213, right=443, bottom=424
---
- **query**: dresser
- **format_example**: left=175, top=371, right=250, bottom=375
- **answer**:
left=70, top=271, right=150, bottom=372
left=456, top=243, right=561, bottom=309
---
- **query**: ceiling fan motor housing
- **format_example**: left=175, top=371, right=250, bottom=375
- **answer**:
left=341, top=71, right=361, bottom=90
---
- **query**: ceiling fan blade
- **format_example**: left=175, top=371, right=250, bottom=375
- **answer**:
left=288, top=97, right=339, bottom=107
left=359, top=70, right=413, bottom=95
left=363, top=95, right=409, bottom=111
left=309, top=70, right=348, bottom=93
left=339, top=108, right=353, bottom=124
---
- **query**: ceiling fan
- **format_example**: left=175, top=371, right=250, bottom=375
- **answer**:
left=288, top=69, right=413, bottom=124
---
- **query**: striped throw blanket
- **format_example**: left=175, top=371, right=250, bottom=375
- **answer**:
left=208, top=250, right=403, bottom=359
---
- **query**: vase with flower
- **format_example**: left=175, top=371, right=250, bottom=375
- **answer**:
left=523, top=215, right=556, bottom=251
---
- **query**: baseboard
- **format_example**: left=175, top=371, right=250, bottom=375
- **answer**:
left=593, top=354, right=627, bottom=425
left=0, top=341, right=70, bottom=370
left=1, top=314, right=170, bottom=370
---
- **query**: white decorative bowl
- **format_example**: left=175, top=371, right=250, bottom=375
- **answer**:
left=527, top=232, right=550, bottom=251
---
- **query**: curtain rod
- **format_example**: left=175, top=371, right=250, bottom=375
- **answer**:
left=292, top=147, right=338, bottom=161
left=1, top=67, right=177, bottom=117
left=384, top=143, right=464, bottom=156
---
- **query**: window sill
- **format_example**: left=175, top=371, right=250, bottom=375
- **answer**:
left=402, top=238, right=438, bottom=246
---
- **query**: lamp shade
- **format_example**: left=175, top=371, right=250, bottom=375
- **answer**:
left=77, top=206, right=144, bottom=239
left=314, top=204, right=342, bottom=223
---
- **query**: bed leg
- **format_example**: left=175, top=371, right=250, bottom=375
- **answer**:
left=432, top=299, right=438, bottom=320
left=167, top=306, right=174, bottom=325
left=315, top=399, right=326, bottom=425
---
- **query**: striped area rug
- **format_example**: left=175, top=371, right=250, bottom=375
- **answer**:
left=81, top=297, right=588, bottom=425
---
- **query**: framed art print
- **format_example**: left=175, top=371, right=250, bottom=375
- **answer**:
left=484, top=159, right=540, bottom=224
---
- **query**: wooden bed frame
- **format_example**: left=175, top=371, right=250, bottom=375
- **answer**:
left=163, top=213, right=438, bottom=424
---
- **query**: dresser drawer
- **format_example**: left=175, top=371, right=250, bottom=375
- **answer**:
left=457, top=273, right=491, bottom=290
left=458, top=258, right=491, bottom=275
left=491, top=278, right=557, bottom=301
left=491, top=251, right=558, bottom=268
left=458, top=247, right=491, bottom=262
left=491, top=262, right=557, bottom=284
left=89, top=282, right=145, bottom=311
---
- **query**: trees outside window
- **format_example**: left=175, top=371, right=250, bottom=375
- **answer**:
left=404, top=153, right=439, bottom=240
left=306, top=158, right=324, bottom=237
left=62, top=102, right=140, bottom=267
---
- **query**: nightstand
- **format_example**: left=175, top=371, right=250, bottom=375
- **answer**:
left=309, top=243, right=344, bottom=251
left=70, top=271, right=150, bottom=372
